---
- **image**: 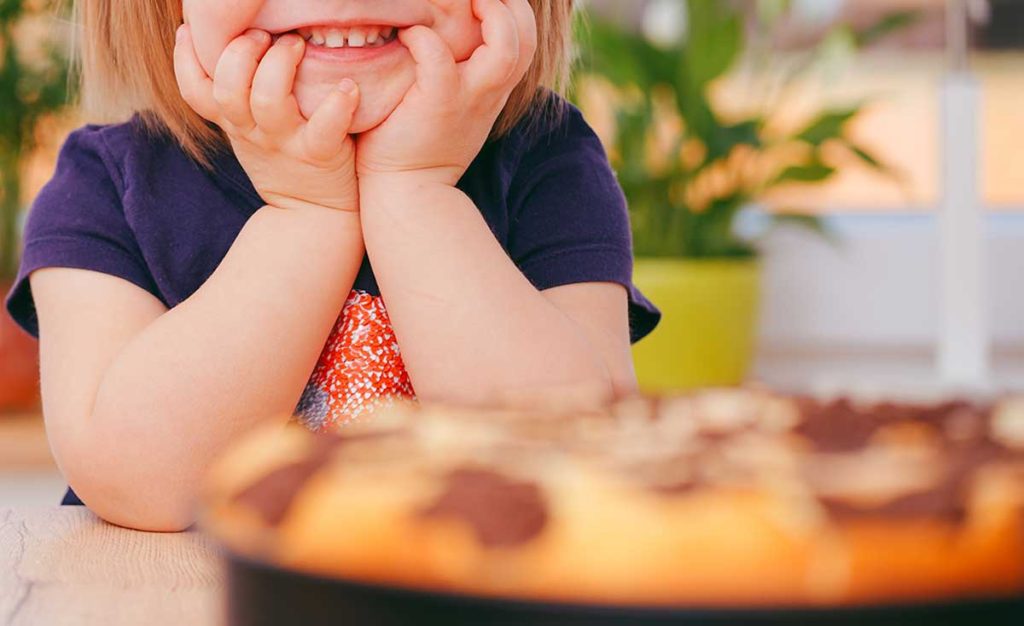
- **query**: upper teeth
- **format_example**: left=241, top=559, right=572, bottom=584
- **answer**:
left=299, top=26, right=397, bottom=48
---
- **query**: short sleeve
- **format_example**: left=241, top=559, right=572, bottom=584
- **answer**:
left=3, top=126, right=161, bottom=338
left=506, top=104, right=661, bottom=344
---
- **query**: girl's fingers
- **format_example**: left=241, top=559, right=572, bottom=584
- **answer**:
left=505, top=0, right=539, bottom=80
left=173, top=25, right=219, bottom=122
left=462, top=0, right=523, bottom=92
left=304, top=79, right=360, bottom=161
left=250, top=34, right=307, bottom=135
left=212, top=30, right=271, bottom=132
left=397, top=26, right=459, bottom=98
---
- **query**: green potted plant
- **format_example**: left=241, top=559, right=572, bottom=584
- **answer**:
left=574, top=0, right=911, bottom=391
left=0, top=0, right=72, bottom=411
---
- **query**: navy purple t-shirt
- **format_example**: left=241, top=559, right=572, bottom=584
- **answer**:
left=4, top=96, right=660, bottom=504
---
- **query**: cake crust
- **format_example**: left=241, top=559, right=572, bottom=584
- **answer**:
left=203, top=389, right=1024, bottom=607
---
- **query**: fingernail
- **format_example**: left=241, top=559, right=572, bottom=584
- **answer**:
left=338, top=78, right=357, bottom=94
left=176, top=25, right=187, bottom=43
left=245, top=29, right=269, bottom=43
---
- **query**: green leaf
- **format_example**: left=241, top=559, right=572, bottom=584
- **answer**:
left=854, top=11, right=921, bottom=48
left=0, top=1, right=26, bottom=22
left=0, top=0, right=74, bottom=278
left=579, top=17, right=674, bottom=94
left=839, top=141, right=907, bottom=184
left=573, top=3, right=860, bottom=260
left=757, top=0, right=792, bottom=27
left=672, top=75, right=719, bottom=145
left=771, top=213, right=828, bottom=235
left=686, top=198, right=758, bottom=259
left=704, top=119, right=763, bottom=163
left=795, top=108, right=858, bottom=145
left=843, top=142, right=886, bottom=170
left=683, top=0, right=744, bottom=88
left=772, top=163, right=837, bottom=185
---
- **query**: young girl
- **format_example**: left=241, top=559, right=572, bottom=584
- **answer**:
left=4, top=0, right=659, bottom=531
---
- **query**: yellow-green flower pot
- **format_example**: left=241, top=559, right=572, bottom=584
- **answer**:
left=632, top=258, right=761, bottom=391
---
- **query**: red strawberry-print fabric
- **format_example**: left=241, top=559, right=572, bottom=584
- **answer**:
left=294, top=290, right=415, bottom=431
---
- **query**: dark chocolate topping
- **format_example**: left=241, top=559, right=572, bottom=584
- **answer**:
left=794, top=398, right=883, bottom=452
left=227, top=393, right=1020, bottom=533
left=820, top=489, right=970, bottom=522
left=815, top=416, right=1012, bottom=523
left=231, top=434, right=342, bottom=526
left=794, top=398, right=986, bottom=453
left=419, top=467, right=549, bottom=548
left=643, top=395, right=1016, bottom=523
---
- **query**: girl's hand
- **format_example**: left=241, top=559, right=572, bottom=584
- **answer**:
left=355, top=0, right=537, bottom=187
left=174, top=26, right=361, bottom=213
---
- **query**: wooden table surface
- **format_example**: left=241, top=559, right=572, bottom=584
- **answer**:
left=0, top=508, right=222, bottom=626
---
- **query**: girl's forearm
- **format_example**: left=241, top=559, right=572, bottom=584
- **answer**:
left=359, top=176, right=612, bottom=408
left=74, top=204, right=363, bottom=530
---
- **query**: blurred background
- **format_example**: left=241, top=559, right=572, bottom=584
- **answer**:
left=574, top=0, right=1022, bottom=396
left=1, top=0, right=1022, bottom=504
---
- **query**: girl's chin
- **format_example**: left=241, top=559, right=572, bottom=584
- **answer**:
left=348, top=107, right=393, bottom=135
left=294, top=84, right=406, bottom=135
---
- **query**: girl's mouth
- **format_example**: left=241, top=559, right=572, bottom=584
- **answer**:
left=268, top=21, right=413, bottom=65
left=292, top=25, right=401, bottom=49
left=299, top=25, right=397, bottom=48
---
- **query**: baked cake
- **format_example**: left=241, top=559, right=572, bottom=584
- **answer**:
left=203, top=388, right=1024, bottom=608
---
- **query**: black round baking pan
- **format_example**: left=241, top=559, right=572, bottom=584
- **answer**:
left=224, top=552, right=1024, bottom=626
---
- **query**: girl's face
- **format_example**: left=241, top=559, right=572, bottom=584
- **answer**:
left=182, top=0, right=483, bottom=133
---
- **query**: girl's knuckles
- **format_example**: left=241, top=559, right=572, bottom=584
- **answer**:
left=218, top=52, right=256, bottom=78
left=221, top=44, right=251, bottom=63
left=212, top=86, right=239, bottom=107
left=496, top=50, right=521, bottom=72
left=249, top=92, right=280, bottom=113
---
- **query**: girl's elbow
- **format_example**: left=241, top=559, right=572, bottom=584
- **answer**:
left=85, top=491, right=195, bottom=533
left=64, top=468, right=196, bottom=533
left=609, top=360, right=640, bottom=399
left=99, top=508, right=194, bottom=533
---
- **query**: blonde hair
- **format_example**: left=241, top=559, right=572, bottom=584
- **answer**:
left=76, top=0, right=574, bottom=164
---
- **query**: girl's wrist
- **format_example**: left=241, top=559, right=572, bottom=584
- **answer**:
left=260, top=189, right=360, bottom=215
left=259, top=200, right=363, bottom=234
left=358, top=166, right=463, bottom=191
left=359, top=176, right=451, bottom=215
left=357, top=171, right=459, bottom=207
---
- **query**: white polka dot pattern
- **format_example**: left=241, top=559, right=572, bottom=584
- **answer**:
left=295, top=290, right=415, bottom=431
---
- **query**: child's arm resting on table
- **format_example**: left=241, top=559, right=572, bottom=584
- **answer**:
left=356, top=0, right=637, bottom=407
left=360, top=179, right=635, bottom=407
left=32, top=207, right=360, bottom=533
left=27, top=29, right=363, bottom=532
